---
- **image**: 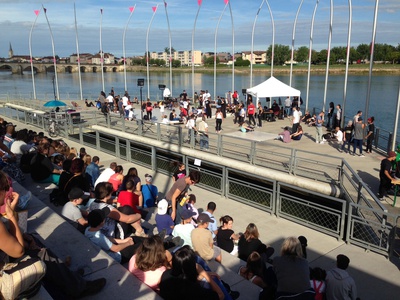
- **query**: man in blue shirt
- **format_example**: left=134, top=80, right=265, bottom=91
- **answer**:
left=85, top=156, right=100, bottom=187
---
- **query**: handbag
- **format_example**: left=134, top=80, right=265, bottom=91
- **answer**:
left=144, top=184, right=157, bottom=206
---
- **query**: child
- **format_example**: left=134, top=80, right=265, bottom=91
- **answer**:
left=155, top=199, right=174, bottom=235
left=184, top=194, right=199, bottom=226
left=85, top=209, right=136, bottom=264
left=117, top=180, right=142, bottom=214
left=310, top=267, right=326, bottom=300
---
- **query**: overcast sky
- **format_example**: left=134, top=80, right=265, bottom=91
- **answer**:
left=0, top=0, right=399, bottom=58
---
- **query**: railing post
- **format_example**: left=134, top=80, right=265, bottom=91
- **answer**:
left=387, top=132, right=393, bottom=153
left=289, top=148, right=296, bottom=174
left=115, top=137, right=120, bottom=158
left=178, top=127, right=183, bottom=145
left=357, top=182, right=363, bottom=204
left=249, top=141, right=256, bottom=164
left=156, top=123, right=161, bottom=140
left=217, top=135, right=223, bottom=156
left=374, top=127, right=380, bottom=149
left=126, top=139, right=131, bottom=162
left=151, top=146, right=157, bottom=171
left=79, top=124, right=83, bottom=144
left=95, top=131, right=100, bottom=151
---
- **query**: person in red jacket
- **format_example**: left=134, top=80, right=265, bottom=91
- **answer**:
left=247, top=99, right=256, bottom=126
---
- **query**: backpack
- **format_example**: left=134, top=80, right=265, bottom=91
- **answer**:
left=312, top=280, right=324, bottom=300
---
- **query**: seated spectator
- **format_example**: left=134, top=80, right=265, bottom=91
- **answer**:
left=59, top=158, right=91, bottom=196
left=291, top=125, right=303, bottom=141
left=159, top=246, right=224, bottom=300
left=238, top=251, right=267, bottom=289
left=204, top=201, right=218, bottom=239
left=172, top=208, right=197, bottom=248
left=94, top=161, right=117, bottom=188
left=216, top=215, right=240, bottom=255
left=108, top=165, right=124, bottom=193
left=238, top=223, right=274, bottom=262
left=85, top=99, right=95, bottom=107
left=301, top=110, right=313, bottom=124
left=156, top=199, right=174, bottom=236
left=89, top=182, right=146, bottom=238
left=85, top=155, right=100, bottom=188
left=191, top=213, right=222, bottom=263
left=275, top=126, right=291, bottom=143
left=85, top=209, right=138, bottom=264
left=273, top=237, right=313, bottom=299
left=79, top=147, right=87, bottom=159
left=61, top=187, right=89, bottom=232
left=325, top=254, right=357, bottom=300
left=334, top=126, right=343, bottom=146
left=2, top=122, right=15, bottom=149
left=141, top=174, right=158, bottom=208
left=120, top=167, right=141, bottom=192
left=184, top=194, right=199, bottom=226
left=10, top=130, right=30, bottom=165
left=30, top=143, right=63, bottom=185
left=161, top=115, right=170, bottom=124
left=117, top=180, right=142, bottom=213
left=128, top=236, right=172, bottom=291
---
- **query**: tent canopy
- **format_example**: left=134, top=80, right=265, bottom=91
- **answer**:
left=246, top=76, right=301, bottom=104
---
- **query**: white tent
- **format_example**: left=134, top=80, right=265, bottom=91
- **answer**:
left=246, top=76, right=301, bottom=104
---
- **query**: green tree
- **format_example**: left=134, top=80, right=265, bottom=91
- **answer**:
left=204, top=56, right=218, bottom=66
left=164, top=47, right=176, bottom=54
left=171, top=59, right=181, bottom=68
left=267, top=44, right=290, bottom=65
left=234, top=57, right=250, bottom=67
left=356, top=43, right=370, bottom=61
left=295, top=46, right=309, bottom=63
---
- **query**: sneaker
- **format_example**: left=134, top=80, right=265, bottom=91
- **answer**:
left=80, top=278, right=106, bottom=298
left=316, top=141, right=319, bottom=144
left=338, top=149, right=343, bottom=153
left=378, top=197, right=385, bottom=202
left=18, top=191, right=32, bottom=210
left=360, top=154, right=365, bottom=157
left=320, top=141, right=325, bottom=144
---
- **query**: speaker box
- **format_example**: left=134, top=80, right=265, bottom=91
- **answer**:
left=137, top=79, right=144, bottom=86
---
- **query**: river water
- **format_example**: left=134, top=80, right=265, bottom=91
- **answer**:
left=0, top=70, right=399, bottom=135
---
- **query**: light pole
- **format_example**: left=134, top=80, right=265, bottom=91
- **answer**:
left=138, top=78, right=144, bottom=121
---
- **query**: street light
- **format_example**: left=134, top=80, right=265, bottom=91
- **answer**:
left=138, top=78, right=144, bottom=121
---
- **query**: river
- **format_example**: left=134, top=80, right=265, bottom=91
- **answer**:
left=0, top=70, right=399, bottom=136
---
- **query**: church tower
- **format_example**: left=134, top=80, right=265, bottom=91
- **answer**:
left=8, top=43, right=13, bottom=58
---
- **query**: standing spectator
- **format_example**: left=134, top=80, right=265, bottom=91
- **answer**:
left=325, top=254, right=358, bottom=300
left=353, top=110, right=362, bottom=124
left=284, top=96, right=292, bottom=118
left=216, top=215, right=240, bottom=255
left=365, top=117, right=375, bottom=154
left=247, top=100, right=256, bottom=126
left=378, top=151, right=396, bottom=201
left=220, top=97, right=227, bottom=118
left=227, top=91, right=232, bottom=105
left=191, top=213, right=222, bottom=263
left=292, top=106, right=300, bottom=134
left=335, top=104, right=342, bottom=128
left=315, top=111, right=325, bottom=144
left=204, top=201, right=218, bottom=239
left=85, top=156, right=100, bottom=188
left=257, top=102, right=264, bottom=127
left=215, top=108, right=223, bottom=133
left=197, top=116, right=209, bottom=151
left=327, top=102, right=335, bottom=130
left=94, top=162, right=117, bottom=188
left=310, top=267, right=326, bottom=300
left=239, top=104, right=246, bottom=124
left=205, top=91, right=212, bottom=119
left=146, top=98, right=153, bottom=120
left=233, top=90, right=239, bottom=105
left=352, top=118, right=365, bottom=157
left=340, top=121, right=353, bottom=153
left=273, top=237, right=312, bottom=298
left=141, top=174, right=158, bottom=208
left=172, top=163, right=186, bottom=182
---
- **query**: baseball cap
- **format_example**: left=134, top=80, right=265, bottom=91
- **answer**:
left=157, top=199, right=168, bottom=215
left=68, top=187, right=90, bottom=200
left=145, top=174, right=153, bottom=183
left=197, top=213, right=214, bottom=224
left=180, top=208, right=196, bottom=220
left=388, top=151, right=396, bottom=158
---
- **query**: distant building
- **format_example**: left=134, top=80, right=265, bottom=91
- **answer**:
left=91, top=52, right=115, bottom=65
left=70, top=53, right=93, bottom=64
left=8, top=43, right=13, bottom=58
left=242, top=51, right=267, bottom=65
left=151, top=50, right=202, bottom=66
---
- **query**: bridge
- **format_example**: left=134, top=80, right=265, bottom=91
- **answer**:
left=0, top=62, right=125, bottom=74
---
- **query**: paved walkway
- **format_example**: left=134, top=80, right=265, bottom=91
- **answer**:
left=2, top=102, right=400, bottom=299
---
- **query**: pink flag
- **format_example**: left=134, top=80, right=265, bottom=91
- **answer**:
left=152, top=6, right=157, bottom=12
left=198, top=0, right=202, bottom=6
left=100, top=8, right=103, bottom=14
left=30, top=58, right=33, bottom=63
left=34, top=10, right=40, bottom=16
left=53, top=57, right=56, bottom=63
left=224, top=0, right=229, bottom=4
left=129, top=7, right=134, bottom=12
left=101, top=58, right=104, bottom=63
left=77, top=58, right=80, bottom=63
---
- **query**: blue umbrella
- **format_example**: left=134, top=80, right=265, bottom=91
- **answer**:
left=43, top=100, right=67, bottom=107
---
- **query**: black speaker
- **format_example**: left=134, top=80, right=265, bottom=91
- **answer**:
left=242, top=88, right=247, bottom=95
left=158, top=84, right=166, bottom=90
left=137, top=79, right=144, bottom=87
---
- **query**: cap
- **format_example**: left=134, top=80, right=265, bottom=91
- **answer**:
left=197, top=213, right=214, bottom=224
left=68, top=187, right=90, bottom=200
left=388, top=151, right=396, bottom=158
left=180, top=208, right=196, bottom=220
left=145, top=174, right=153, bottom=183
left=157, top=199, right=168, bottom=215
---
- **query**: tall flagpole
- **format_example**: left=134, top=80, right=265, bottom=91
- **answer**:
left=322, top=0, right=334, bottom=112
left=228, top=0, right=235, bottom=95
left=100, top=9, right=105, bottom=93
left=250, top=0, right=265, bottom=88
left=214, top=0, right=229, bottom=102
left=146, top=5, right=159, bottom=99
left=365, top=0, right=380, bottom=123
left=265, top=0, right=275, bottom=77
left=342, top=0, right=352, bottom=128
left=192, top=0, right=203, bottom=99
left=29, top=9, right=40, bottom=100
left=74, top=3, right=83, bottom=100
left=305, top=0, right=320, bottom=112
left=163, top=1, right=173, bottom=96
left=42, top=5, right=60, bottom=100
left=392, top=80, right=400, bottom=150
left=123, top=5, right=136, bottom=92
left=290, top=0, right=304, bottom=87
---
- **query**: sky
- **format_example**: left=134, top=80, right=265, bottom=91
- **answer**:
left=0, top=0, right=399, bottom=58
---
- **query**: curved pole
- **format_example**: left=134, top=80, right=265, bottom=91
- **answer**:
left=214, top=1, right=229, bottom=102
left=392, top=80, right=400, bottom=150
left=163, top=0, right=173, bottom=97
left=192, top=0, right=203, bottom=99
left=123, top=5, right=136, bottom=92
left=42, top=5, right=59, bottom=100
left=100, top=9, right=105, bottom=93
left=265, top=0, right=275, bottom=77
left=365, top=0, right=380, bottom=123
left=29, top=9, right=40, bottom=100
left=341, top=0, right=352, bottom=128
left=322, top=0, right=334, bottom=112
left=228, top=0, right=235, bottom=95
left=74, top=3, right=83, bottom=100
left=290, top=0, right=304, bottom=87
left=146, top=5, right=159, bottom=99
left=305, top=0, right=320, bottom=112
left=250, top=0, right=265, bottom=88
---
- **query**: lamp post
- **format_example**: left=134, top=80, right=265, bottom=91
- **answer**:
left=138, top=78, right=145, bottom=121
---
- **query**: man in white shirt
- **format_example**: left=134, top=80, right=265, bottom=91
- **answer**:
left=284, top=96, right=292, bottom=118
left=292, top=107, right=300, bottom=134
left=172, top=208, right=196, bottom=248
left=106, top=93, right=114, bottom=111
left=94, top=162, right=117, bottom=188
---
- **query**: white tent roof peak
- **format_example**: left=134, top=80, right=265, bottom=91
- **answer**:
left=246, top=76, right=301, bottom=100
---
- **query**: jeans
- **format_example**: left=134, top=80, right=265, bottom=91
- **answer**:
left=353, top=139, right=363, bottom=155
left=285, top=106, right=291, bottom=117
left=216, top=119, right=222, bottom=131
left=248, top=114, right=256, bottom=126
left=315, top=126, right=323, bottom=143
left=200, top=135, right=209, bottom=149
